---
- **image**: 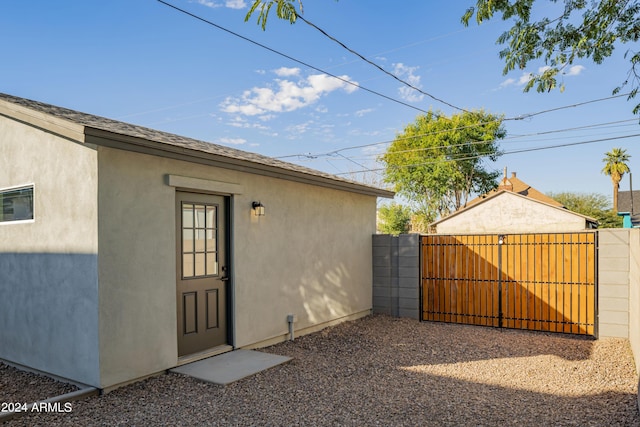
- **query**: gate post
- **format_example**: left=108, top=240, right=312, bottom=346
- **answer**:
left=498, top=234, right=505, bottom=328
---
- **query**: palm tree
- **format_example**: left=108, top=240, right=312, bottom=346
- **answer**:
left=602, top=148, right=631, bottom=212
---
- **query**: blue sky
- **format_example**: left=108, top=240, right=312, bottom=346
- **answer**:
left=2, top=1, right=639, bottom=202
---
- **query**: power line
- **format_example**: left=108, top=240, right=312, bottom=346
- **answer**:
left=333, top=133, right=640, bottom=175
left=157, top=0, right=638, bottom=181
left=278, top=110, right=636, bottom=162
left=157, top=0, right=434, bottom=115
left=295, top=13, right=470, bottom=113
left=320, top=123, right=640, bottom=168
left=510, top=93, right=633, bottom=120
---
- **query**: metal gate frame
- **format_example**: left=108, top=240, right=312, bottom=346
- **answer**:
left=420, top=232, right=598, bottom=337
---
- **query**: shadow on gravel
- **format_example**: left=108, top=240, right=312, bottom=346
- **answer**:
left=371, top=315, right=596, bottom=364
left=4, top=315, right=637, bottom=426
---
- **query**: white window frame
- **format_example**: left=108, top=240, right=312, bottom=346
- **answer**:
left=0, top=183, right=35, bottom=225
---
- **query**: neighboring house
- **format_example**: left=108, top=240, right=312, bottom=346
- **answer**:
left=431, top=169, right=597, bottom=234
left=617, top=190, right=640, bottom=228
left=0, top=93, right=394, bottom=390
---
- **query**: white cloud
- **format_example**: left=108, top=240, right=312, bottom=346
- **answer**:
left=274, top=67, right=300, bottom=77
left=285, top=121, right=314, bottom=139
left=258, top=114, right=276, bottom=122
left=286, top=121, right=312, bottom=133
left=499, top=64, right=584, bottom=89
left=393, top=63, right=424, bottom=102
left=362, top=145, right=385, bottom=154
left=195, top=0, right=221, bottom=8
left=355, top=108, right=374, bottom=117
left=518, top=72, right=533, bottom=86
left=499, top=78, right=516, bottom=88
left=226, top=116, right=270, bottom=130
left=225, top=0, right=246, bottom=8
left=565, top=65, right=585, bottom=76
left=218, top=137, right=246, bottom=145
left=496, top=72, right=532, bottom=88
left=193, top=0, right=246, bottom=8
left=221, top=72, right=358, bottom=117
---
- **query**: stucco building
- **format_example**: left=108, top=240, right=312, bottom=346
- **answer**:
left=0, top=93, right=393, bottom=390
left=432, top=169, right=597, bottom=234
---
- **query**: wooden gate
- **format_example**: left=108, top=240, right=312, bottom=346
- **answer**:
left=421, top=232, right=597, bottom=336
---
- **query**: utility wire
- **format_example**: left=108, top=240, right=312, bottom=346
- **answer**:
left=278, top=108, right=635, bottom=161
left=157, top=1, right=638, bottom=179
left=511, top=93, right=632, bottom=120
left=284, top=126, right=637, bottom=164
left=157, top=0, right=433, bottom=115
left=295, top=13, right=470, bottom=113
left=334, top=133, right=640, bottom=175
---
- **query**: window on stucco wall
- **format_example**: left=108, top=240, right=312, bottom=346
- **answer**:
left=0, top=185, right=34, bottom=223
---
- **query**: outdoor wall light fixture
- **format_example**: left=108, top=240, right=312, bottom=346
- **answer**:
left=498, top=235, right=506, bottom=245
left=252, top=201, right=265, bottom=216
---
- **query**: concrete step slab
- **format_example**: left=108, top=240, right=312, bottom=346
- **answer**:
left=170, top=349, right=291, bottom=385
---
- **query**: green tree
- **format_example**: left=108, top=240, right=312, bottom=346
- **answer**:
left=380, top=109, right=505, bottom=221
left=548, top=191, right=622, bottom=228
left=377, top=202, right=412, bottom=235
left=602, top=148, right=631, bottom=212
left=462, top=1, right=640, bottom=113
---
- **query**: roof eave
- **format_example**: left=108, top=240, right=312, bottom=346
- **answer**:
left=84, top=127, right=395, bottom=198
left=431, top=190, right=598, bottom=226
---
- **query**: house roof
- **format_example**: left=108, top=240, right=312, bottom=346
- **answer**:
left=617, top=190, right=640, bottom=213
left=465, top=169, right=563, bottom=208
left=0, top=93, right=394, bottom=198
left=431, top=189, right=598, bottom=227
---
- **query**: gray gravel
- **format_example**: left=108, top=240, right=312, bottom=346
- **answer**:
left=3, top=315, right=639, bottom=426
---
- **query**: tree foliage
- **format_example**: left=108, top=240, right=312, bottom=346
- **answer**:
left=246, top=0, right=317, bottom=29
left=548, top=191, right=622, bottom=228
left=380, top=110, right=505, bottom=222
left=377, top=202, right=412, bottom=235
left=602, top=147, right=631, bottom=212
left=462, top=0, right=640, bottom=113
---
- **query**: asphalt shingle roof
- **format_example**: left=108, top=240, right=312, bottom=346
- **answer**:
left=617, top=190, right=640, bottom=213
left=0, top=93, right=393, bottom=198
left=464, top=172, right=563, bottom=209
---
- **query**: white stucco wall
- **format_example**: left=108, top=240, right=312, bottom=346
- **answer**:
left=0, top=115, right=100, bottom=386
left=435, top=192, right=588, bottom=234
left=97, top=146, right=376, bottom=388
left=627, top=229, right=640, bottom=377
left=598, top=229, right=631, bottom=338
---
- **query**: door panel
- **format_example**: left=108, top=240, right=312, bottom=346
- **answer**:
left=176, top=191, right=228, bottom=357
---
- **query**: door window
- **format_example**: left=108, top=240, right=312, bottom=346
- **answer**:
left=181, top=203, right=218, bottom=278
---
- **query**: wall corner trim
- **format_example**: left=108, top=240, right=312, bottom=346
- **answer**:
left=166, top=175, right=244, bottom=195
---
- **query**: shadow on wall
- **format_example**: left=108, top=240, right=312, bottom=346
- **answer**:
left=0, top=252, right=99, bottom=385
left=294, top=261, right=360, bottom=326
left=422, top=233, right=597, bottom=344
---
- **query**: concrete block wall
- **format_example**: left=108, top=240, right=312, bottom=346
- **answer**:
left=372, top=234, right=420, bottom=319
left=598, top=229, right=631, bottom=338
left=374, top=230, right=640, bottom=407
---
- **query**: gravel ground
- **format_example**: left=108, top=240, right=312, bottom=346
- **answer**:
left=3, top=315, right=639, bottom=426
left=0, top=363, right=78, bottom=404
